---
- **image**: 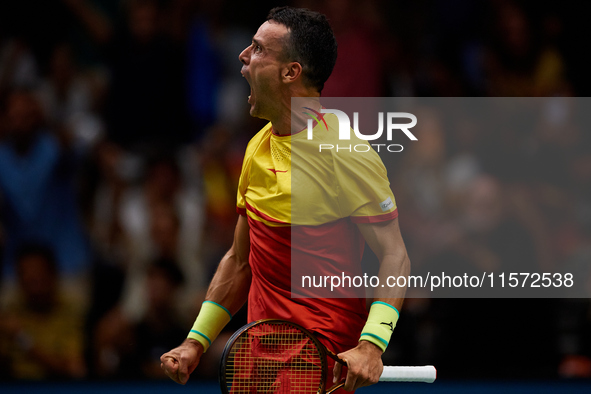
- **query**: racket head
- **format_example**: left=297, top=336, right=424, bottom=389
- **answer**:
left=220, top=319, right=328, bottom=394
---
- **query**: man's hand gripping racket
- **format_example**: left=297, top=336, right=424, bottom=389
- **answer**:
left=219, top=319, right=436, bottom=393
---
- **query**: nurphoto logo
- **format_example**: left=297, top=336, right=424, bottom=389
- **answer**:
left=305, top=108, right=417, bottom=153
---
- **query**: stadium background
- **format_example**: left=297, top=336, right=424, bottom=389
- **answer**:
left=1, top=0, right=591, bottom=392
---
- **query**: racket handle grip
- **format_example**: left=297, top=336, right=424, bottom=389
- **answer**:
left=380, top=366, right=437, bottom=383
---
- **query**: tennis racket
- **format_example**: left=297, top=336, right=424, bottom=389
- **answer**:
left=219, top=319, right=436, bottom=394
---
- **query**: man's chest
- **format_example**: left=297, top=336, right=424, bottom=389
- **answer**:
left=244, top=140, right=343, bottom=225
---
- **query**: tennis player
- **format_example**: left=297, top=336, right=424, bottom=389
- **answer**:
left=161, top=7, right=410, bottom=392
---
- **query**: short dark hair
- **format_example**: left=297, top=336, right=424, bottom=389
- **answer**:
left=267, top=6, right=337, bottom=93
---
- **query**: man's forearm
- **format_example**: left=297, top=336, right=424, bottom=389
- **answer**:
left=186, top=215, right=251, bottom=351
left=373, top=250, right=410, bottom=311
left=356, top=218, right=410, bottom=353
left=356, top=218, right=410, bottom=311
left=204, top=248, right=252, bottom=315
left=187, top=251, right=250, bottom=350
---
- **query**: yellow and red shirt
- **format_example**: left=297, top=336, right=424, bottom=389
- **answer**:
left=237, top=113, right=398, bottom=352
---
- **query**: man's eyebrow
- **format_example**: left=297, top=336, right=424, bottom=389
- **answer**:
left=252, top=38, right=262, bottom=47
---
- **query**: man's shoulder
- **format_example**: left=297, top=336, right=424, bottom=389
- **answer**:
left=250, top=122, right=273, bottom=143
left=244, top=122, right=273, bottom=155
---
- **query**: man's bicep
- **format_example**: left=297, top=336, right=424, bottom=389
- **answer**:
left=357, top=218, right=409, bottom=308
left=356, top=218, right=406, bottom=261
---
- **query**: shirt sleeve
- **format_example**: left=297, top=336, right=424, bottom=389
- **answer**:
left=334, top=144, right=398, bottom=223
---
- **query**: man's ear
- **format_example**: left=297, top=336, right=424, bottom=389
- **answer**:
left=282, top=62, right=303, bottom=84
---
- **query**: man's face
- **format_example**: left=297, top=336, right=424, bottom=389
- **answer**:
left=239, top=21, right=290, bottom=120
left=18, top=255, right=57, bottom=312
left=6, top=92, right=39, bottom=136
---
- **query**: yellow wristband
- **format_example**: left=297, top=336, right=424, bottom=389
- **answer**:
left=359, top=301, right=399, bottom=352
left=187, top=301, right=232, bottom=352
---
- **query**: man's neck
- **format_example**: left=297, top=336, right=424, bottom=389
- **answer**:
left=270, top=112, right=293, bottom=136
left=270, top=88, right=321, bottom=136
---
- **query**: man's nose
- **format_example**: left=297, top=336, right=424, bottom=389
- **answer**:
left=239, top=46, right=250, bottom=65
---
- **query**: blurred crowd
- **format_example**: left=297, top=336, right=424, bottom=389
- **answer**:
left=0, top=0, right=590, bottom=382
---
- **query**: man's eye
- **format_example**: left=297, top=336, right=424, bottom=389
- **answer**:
left=254, top=45, right=261, bottom=52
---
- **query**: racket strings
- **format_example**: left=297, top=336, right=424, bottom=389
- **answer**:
left=225, top=322, right=324, bottom=393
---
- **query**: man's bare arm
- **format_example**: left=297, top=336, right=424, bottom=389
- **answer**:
left=160, top=215, right=251, bottom=384
left=359, top=217, right=410, bottom=309
left=204, top=214, right=252, bottom=314
left=334, top=217, right=410, bottom=391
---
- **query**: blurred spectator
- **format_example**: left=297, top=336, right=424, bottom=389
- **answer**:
left=91, top=305, right=134, bottom=378
left=36, top=43, right=103, bottom=154
left=197, top=125, right=246, bottom=277
left=321, top=0, right=389, bottom=96
left=558, top=299, right=591, bottom=378
left=131, top=258, right=187, bottom=378
left=185, top=0, right=223, bottom=137
left=68, top=0, right=188, bottom=153
left=399, top=108, right=449, bottom=218
left=0, top=243, right=86, bottom=379
left=185, top=0, right=253, bottom=136
left=88, top=141, right=129, bottom=261
left=92, top=154, right=204, bottom=321
left=485, top=1, right=568, bottom=96
left=92, top=257, right=186, bottom=379
left=119, top=200, right=204, bottom=323
left=420, top=176, right=557, bottom=378
left=0, top=90, right=89, bottom=278
left=455, top=175, right=538, bottom=273
left=0, top=38, right=39, bottom=95
left=557, top=200, right=591, bottom=378
left=104, top=0, right=187, bottom=152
